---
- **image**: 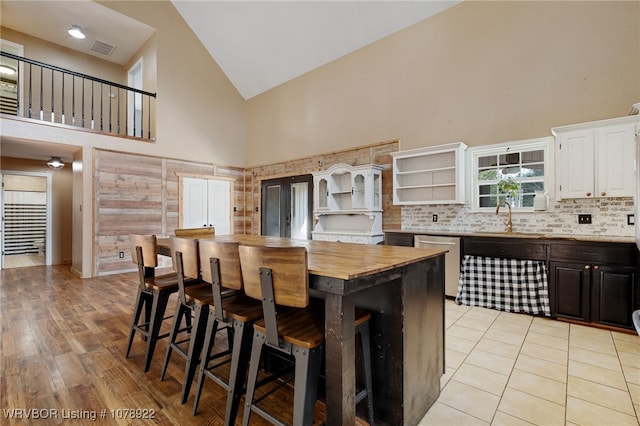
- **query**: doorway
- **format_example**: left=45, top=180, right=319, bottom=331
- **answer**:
left=0, top=38, right=24, bottom=117
left=127, top=58, right=143, bottom=137
left=261, top=175, right=313, bottom=239
left=1, top=171, right=52, bottom=269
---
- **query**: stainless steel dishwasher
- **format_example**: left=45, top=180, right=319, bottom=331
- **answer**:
left=414, top=235, right=461, bottom=297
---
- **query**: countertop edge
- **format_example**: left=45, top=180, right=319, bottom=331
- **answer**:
left=383, top=229, right=636, bottom=244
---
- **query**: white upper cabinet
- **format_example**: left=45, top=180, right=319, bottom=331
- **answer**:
left=313, top=163, right=382, bottom=212
left=312, top=163, right=383, bottom=244
left=391, top=142, right=467, bottom=205
left=553, top=116, right=638, bottom=199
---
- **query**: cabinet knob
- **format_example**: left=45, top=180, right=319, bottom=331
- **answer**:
left=601, top=192, right=606, bottom=196
left=586, top=192, right=592, bottom=197
left=584, top=265, right=591, bottom=270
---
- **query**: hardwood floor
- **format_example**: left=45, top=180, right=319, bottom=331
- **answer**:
left=0, top=265, right=335, bottom=425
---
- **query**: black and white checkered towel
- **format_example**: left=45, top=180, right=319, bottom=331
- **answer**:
left=456, top=255, right=551, bottom=316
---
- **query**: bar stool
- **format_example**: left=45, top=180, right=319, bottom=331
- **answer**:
left=238, top=244, right=374, bottom=426
left=160, top=236, right=220, bottom=404
left=174, top=227, right=215, bottom=238
left=192, top=240, right=263, bottom=425
left=126, top=234, right=181, bottom=372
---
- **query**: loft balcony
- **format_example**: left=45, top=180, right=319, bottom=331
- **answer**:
left=1, top=51, right=156, bottom=140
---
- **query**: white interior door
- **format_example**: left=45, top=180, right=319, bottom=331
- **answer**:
left=182, top=177, right=208, bottom=228
left=181, top=177, right=232, bottom=234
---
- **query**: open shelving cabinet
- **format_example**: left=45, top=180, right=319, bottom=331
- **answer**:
left=391, top=142, right=467, bottom=205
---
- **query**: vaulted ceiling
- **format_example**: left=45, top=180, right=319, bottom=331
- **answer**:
left=1, top=0, right=460, bottom=99
left=0, top=0, right=460, bottom=162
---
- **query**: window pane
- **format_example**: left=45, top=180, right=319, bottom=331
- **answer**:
left=522, top=182, right=544, bottom=193
left=479, top=184, right=496, bottom=195
left=522, top=163, right=544, bottom=177
left=290, top=182, right=309, bottom=240
left=478, top=169, right=499, bottom=181
left=479, top=195, right=496, bottom=207
left=499, top=152, right=519, bottom=165
left=522, top=150, right=544, bottom=163
left=521, top=194, right=534, bottom=207
left=265, top=185, right=281, bottom=237
left=478, top=155, right=497, bottom=168
left=500, top=165, right=521, bottom=177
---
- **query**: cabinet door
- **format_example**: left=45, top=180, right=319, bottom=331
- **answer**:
left=557, top=131, right=595, bottom=199
left=352, top=173, right=366, bottom=209
left=596, top=124, right=635, bottom=198
left=549, top=261, right=590, bottom=322
left=591, top=265, right=638, bottom=329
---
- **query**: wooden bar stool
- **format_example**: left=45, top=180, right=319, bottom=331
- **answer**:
left=174, top=227, right=215, bottom=238
left=160, top=236, right=220, bottom=404
left=192, top=240, right=263, bottom=425
left=238, top=244, right=375, bottom=426
left=126, top=234, right=181, bottom=372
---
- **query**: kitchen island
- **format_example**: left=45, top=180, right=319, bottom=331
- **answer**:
left=159, top=235, right=446, bottom=425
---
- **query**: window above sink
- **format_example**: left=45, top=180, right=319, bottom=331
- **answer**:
left=469, top=137, right=554, bottom=212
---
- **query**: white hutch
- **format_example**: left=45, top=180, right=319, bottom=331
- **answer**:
left=311, top=163, right=383, bottom=244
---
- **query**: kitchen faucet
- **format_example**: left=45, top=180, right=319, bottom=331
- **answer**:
left=496, top=200, right=513, bottom=233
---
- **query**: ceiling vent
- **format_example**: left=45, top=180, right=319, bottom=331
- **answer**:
left=89, top=39, right=116, bottom=56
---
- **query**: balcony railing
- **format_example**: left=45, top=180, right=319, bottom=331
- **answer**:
left=0, top=51, right=156, bottom=139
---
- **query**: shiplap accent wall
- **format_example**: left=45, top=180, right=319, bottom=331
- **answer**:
left=94, top=140, right=399, bottom=275
left=94, top=149, right=248, bottom=275
left=246, top=139, right=400, bottom=236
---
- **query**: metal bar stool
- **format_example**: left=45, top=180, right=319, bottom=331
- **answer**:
left=125, top=234, right=181, bottom=372
left=238, top=244, right=374, bottom=426
left=192, top=240, right=263, bottom=425
left=160, top=236, right=222, bottom=404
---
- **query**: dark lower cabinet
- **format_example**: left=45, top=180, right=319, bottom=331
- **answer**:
left=549, top=243, right=640, bottom=330
left=592, top=265, right=639, bottom=328
left=550, top=262, right=591, bottom=322
left=385, top=231, right=640, bottom=331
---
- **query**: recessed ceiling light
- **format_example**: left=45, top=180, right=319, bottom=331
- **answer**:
left=68, top=25, right=86, bottom=39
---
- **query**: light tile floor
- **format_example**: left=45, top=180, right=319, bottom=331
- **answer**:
left=420, top=300, right=640, bottom=426
left=2, top=253, right=45, bottom=269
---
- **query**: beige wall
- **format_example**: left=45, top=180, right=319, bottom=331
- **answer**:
left=99, top=1, right=246, bottom=167
left=245, top=1, right=640, bottom=167
left=1, top=27, right=125, bottom=84
left=2, top=0, right=247, bottom=167
left=1, top=157, right=72, bottom=265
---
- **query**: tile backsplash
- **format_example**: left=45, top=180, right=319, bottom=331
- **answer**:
left=402, top=198, right=634, bottom=237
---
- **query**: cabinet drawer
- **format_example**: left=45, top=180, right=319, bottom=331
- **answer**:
left=550, top=242, right=638, bottom=266
left=462, top=237, right=547, bottom=260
